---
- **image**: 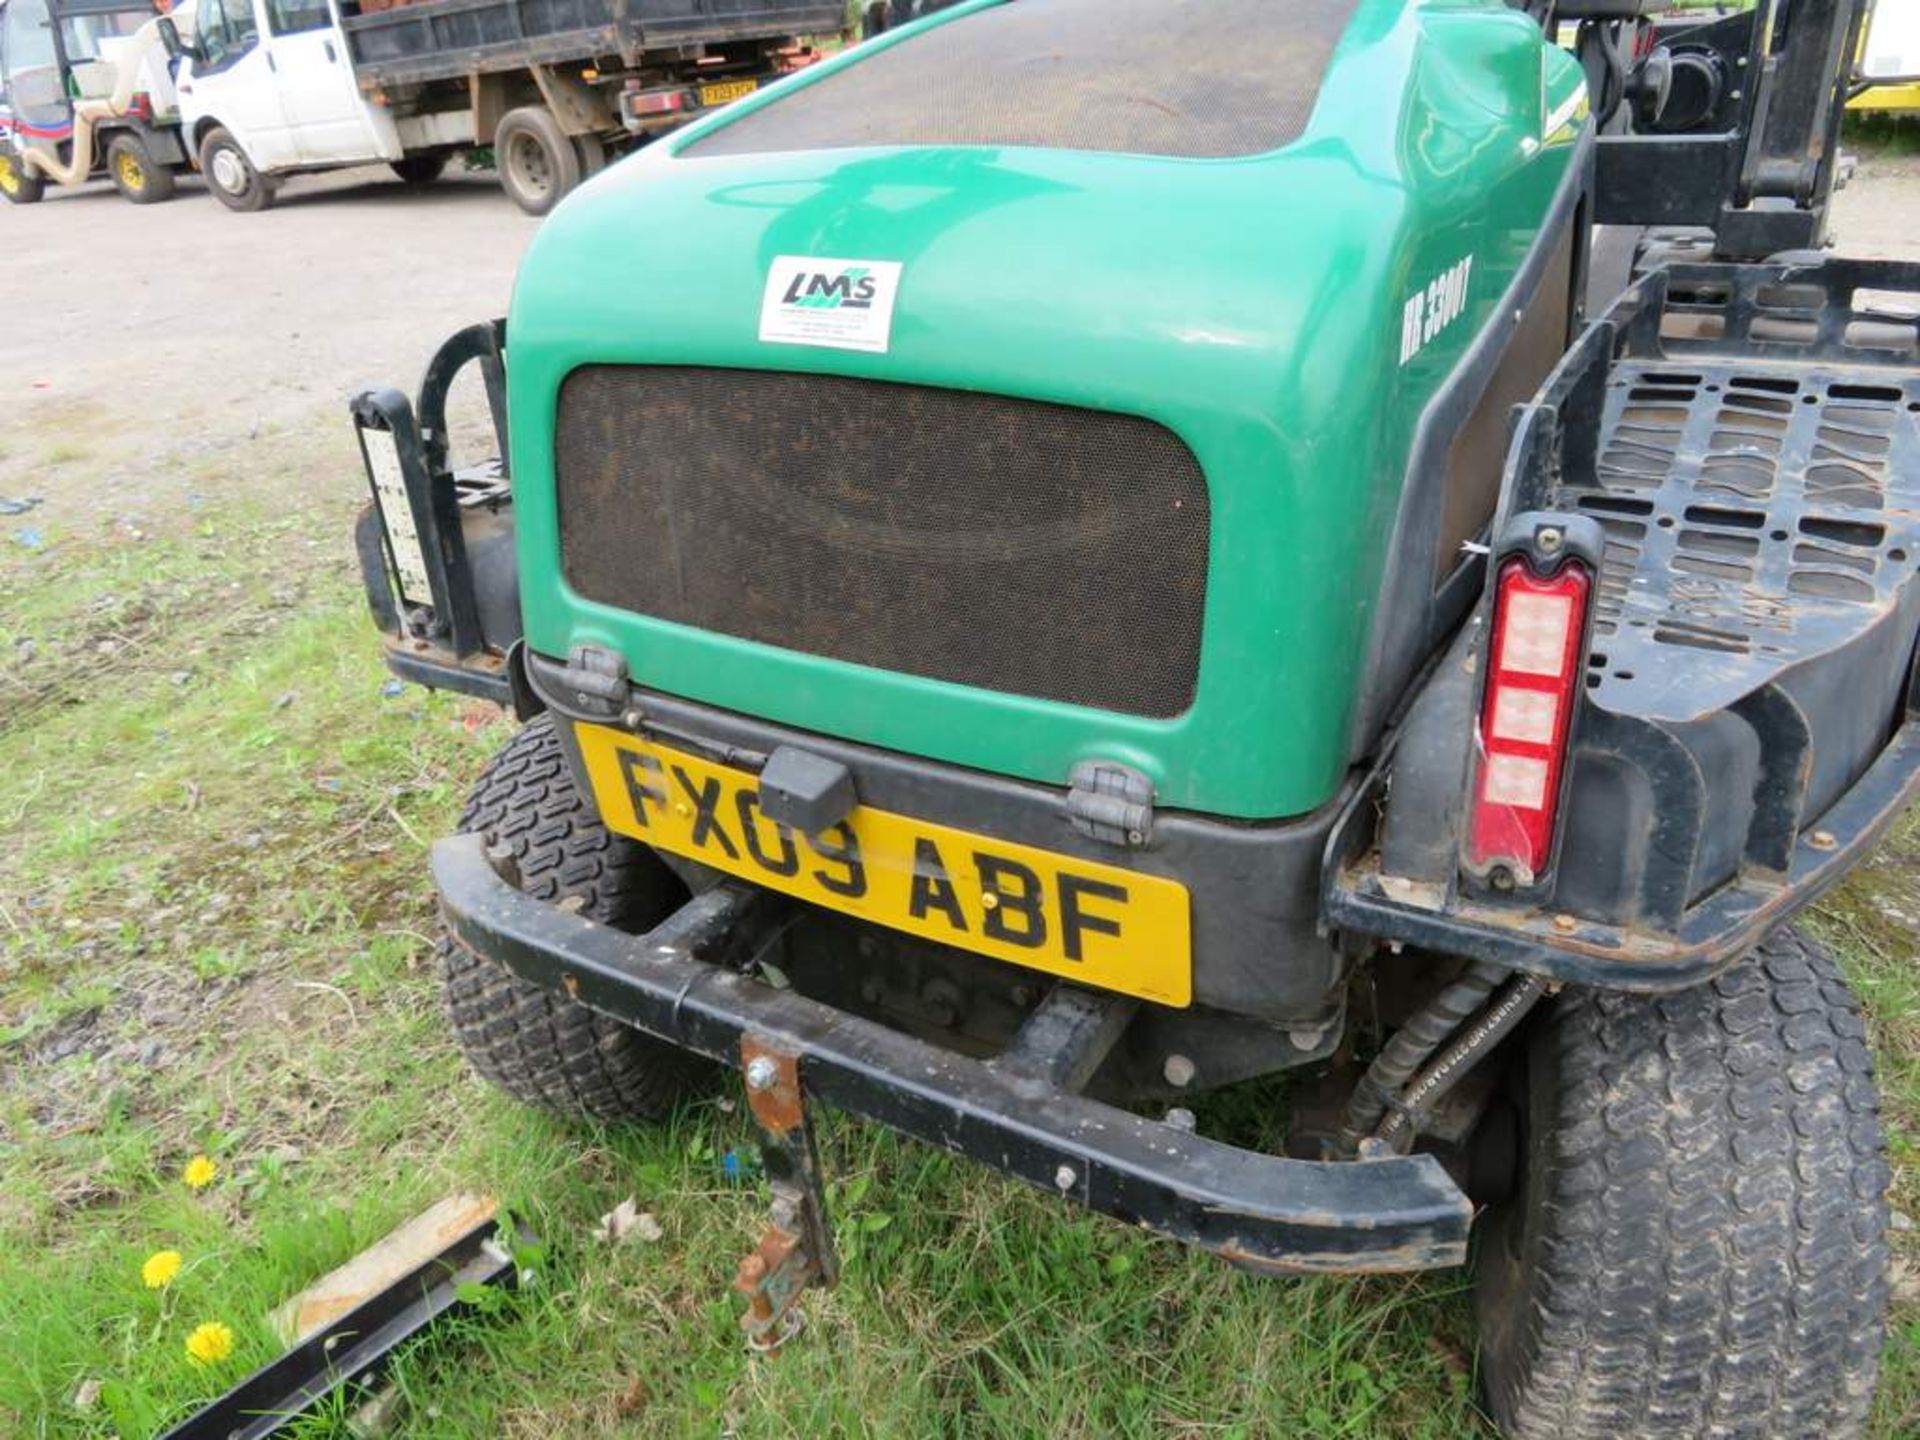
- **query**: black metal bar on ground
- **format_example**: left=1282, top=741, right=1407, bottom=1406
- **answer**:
left=158, top=1218, right=529, bottom=1440
left=433, top=834, right=1473, bottom=1274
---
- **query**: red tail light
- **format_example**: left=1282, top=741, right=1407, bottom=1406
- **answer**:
left=1466, top=555, right=1592, bottom=887
left=627, top=87, right=689, bottom=116
left=127, top=92, right=154, bottom=122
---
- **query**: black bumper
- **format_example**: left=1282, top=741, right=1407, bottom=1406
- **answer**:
left=1326, top=711, right=1920, bottom=990
left=433, top=832, right=1473, bottom=1274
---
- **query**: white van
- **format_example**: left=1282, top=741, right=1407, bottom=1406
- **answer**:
left=175, top=0, right=450, bottom=210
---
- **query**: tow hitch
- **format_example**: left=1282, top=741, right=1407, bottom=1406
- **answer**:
left=734, top=1037, right=838, bottom=1353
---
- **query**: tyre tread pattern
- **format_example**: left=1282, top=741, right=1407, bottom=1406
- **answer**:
left=1481, top=926, right=1890, bottom=1440
left=439, top=717, right=714, bottom=1123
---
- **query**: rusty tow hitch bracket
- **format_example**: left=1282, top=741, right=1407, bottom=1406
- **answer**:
left=734, top=1036, right=838, bottom=1353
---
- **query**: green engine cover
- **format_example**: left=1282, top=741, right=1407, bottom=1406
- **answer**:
left=506, top=0, right=1587, bottom=821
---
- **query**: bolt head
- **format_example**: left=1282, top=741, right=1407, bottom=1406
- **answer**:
left=1163, top=1106, right=1197, bottom=1133
left=1054, top=1164, right=1077, bottom=1191
left=1162, top=1053, right=1197, bottom=1089
left=1809, top=829, right=1838, bottom=852
left=745, top=1056, right=780, bottom=1092
left=1552, top=912, right=1577, bottom=934
left=1536, top=526, right=1564, bottom=554
left=621, top=708, right=645, bottom=730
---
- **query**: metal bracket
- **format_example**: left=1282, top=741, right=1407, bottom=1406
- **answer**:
left=994, top=984, right=1137, bottom=1093
left=528, top=62, right=616, bottom=137
left=551, top=644, right=629, bottom=718
left=735, top=1036, right=838, bottom=1353
left=1065, top=759, right=1155, bottom=848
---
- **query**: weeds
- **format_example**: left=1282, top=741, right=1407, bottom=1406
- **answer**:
left=1, top=422, right=1914, bottom=1439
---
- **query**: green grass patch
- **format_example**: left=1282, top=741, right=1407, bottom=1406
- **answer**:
left=1849, top=112, right=1920, bottom=159
left=1, top=489, right=1914, bottom=1438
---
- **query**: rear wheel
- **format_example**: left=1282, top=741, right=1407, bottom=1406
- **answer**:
left=107, top=132, right=176, bottom=204
left=574, top=132, right=608, bottom=181
left=0, top=152, right=46, bottom=204
left=494, top=105, right=579, bottom=216
left=1473, top=927, right=1890, bottom=1438
left=439, top=716, right=718, bottom=1123
left=390, top=153, right=446, bottom=186
left=198, top=126, right=273, bottom=212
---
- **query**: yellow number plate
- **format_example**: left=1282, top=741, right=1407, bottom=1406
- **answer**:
left=576, top=724, right=1192, bottom=1006
left=698, top=78, right=759, bottom=107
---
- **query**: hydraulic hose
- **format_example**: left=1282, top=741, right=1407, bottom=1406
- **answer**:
left=1373, top=974, right=1551, bottom=1154
left=1337, top=959, right=1510, bottom=1154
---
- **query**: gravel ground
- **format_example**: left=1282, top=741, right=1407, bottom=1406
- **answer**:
left=1834, top=150, right=1920, bottom=262
left=1, top=164, right=538, bottom=520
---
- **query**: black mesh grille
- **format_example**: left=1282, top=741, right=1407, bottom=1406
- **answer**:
left=555, top=367, right=1210, bottom=717
left=684, top=0, right=1360, bottom=161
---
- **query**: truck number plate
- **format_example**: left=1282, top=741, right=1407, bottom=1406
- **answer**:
left=698, top=79, right=759, bottom=107
left=359, top=423, right=433, bottom=608
left=576, top=723, right=1193, bottom=1006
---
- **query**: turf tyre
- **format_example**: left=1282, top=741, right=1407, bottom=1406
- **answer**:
left=439, top=716, right=717, bottom=1123
left=0, top=152, right=46, bottom=203
left=1473, top=925, right=1890, bottom=1439
left=107, top=132, right=176, bottom=203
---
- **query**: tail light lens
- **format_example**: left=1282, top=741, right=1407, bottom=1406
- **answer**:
left=127, top=92, right=154, bottom=122
left=1466, top=556, right=1592, bottom=887
left=626, top=86, right=689, bottom=116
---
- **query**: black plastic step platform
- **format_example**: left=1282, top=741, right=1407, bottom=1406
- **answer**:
left=1569, top=357, right=1916, bottom=720
left=1325, top=259, right=1920, bottom=987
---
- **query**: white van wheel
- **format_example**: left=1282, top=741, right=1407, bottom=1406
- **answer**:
left=198, top=127, right=274, bottom=213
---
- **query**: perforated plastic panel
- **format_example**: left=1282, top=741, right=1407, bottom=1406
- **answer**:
left=555, top=366, right=1211, bottom=717
left=684, top=0, right=1359, bottom=160
left=1563, top=360, right=1920, bottom=719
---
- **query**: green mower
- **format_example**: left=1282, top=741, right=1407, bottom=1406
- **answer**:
left=351, top=1, right=1917, bottom=1433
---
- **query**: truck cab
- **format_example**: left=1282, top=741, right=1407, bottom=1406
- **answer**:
left=176, top=0, right=399, bottom=204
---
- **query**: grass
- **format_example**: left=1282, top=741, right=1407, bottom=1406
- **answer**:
left=1, top=451, right=1916, bottom=1438
left=1850, top=112, right=1920, bottom=160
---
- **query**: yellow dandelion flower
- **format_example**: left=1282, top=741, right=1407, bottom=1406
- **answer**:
left=141, top=1250, right=183, bottom=1289
left=181, top=1155, right=218, bottom=1191
left=184, top=1321, right=235, bottom=1366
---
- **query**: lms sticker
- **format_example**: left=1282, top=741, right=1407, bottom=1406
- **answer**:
left=760, top=255, right=903, bottom=354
